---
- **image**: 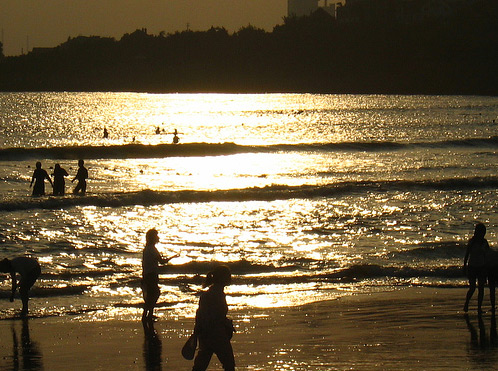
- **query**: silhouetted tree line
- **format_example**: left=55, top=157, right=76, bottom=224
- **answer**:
left=1, top=1, right=497, bottom=95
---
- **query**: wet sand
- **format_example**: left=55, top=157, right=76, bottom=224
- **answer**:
left=1, top=287, right=496, bottom=370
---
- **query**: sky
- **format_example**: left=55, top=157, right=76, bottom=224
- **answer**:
left=0, top=0, right=287, bottom=56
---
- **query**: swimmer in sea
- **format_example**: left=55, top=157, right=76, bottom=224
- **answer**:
left=172, top=129, right=180, bottom=144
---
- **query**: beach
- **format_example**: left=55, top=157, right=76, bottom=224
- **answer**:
left=1, top=286, right=495, bottom=370
left=0, top=93, right=496, bottom=369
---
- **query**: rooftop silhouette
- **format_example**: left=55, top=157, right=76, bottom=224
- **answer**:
left=0, top=0, right=497, bottom=95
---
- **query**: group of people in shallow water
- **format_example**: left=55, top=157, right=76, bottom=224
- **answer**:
left=30, top=159, right=88, bottom=197
left=1, top=223, right=494, bottom=370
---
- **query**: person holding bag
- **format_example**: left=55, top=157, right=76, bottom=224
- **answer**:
left=190, top=265, right=235, bottom=371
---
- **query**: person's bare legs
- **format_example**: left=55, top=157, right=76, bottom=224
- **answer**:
left=477, top=274, right=486, bottom=314
left=464, top=279, right=476, bottom=312
left=147, top=296, right=159, bottom=322
left=20, top=288, right=29, bottom=317
left=142, top=307, right=149, bottom=322
left=142, top=291, right=159, bottom=323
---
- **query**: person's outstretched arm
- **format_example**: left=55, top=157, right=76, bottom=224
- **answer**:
left=72, top=168, right=81, bottom=183
left=160, top=254, right=179, bottom=264
left=46, top=171, right=53, bottom=186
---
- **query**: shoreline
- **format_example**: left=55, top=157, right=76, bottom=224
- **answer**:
left=1, top=286, right=496, bottom=370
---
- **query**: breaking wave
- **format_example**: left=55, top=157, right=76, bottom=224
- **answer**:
left=0, top=136, right=496, bottom=160
left=1, top=176, right=497, bottom=211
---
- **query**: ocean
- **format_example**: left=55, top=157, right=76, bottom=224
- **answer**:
left=0, top=92, right=497, bottom=321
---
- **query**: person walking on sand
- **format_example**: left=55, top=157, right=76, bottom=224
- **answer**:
left=30, top=161, right=53, bottom=197
left=0, top=257, right=41, bottom=316
left=72, top=159, right=88, bottom=195
left=464, top=223, right=490, bottom=314
left=141, top=228, right=178, bottom=323
left=52, top=163, right=69, bottom=196
left=192, top=265, right=235, bottom=371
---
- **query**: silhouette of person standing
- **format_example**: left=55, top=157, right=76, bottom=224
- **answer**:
left=192, top=265, right=235, bottom=371
left=0, top=257, right=41, bottom=317
left=103, top=127, right=109, bottom=139
left=52, top=163, right=69, bottom=196
left=72, top=159, right=88, bottom=195
left=30, top=162, right=53, bottom=197
left=464, top=223, right=490, bottom=314
left=141, top=229, right=178, bottom=323
left=484, top=227, right=498, bottom=314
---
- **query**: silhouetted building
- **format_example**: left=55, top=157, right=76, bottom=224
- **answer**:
left=321, top=0, right=339, bottom=17
left=289, top=0, right=341, bottom=18
left=288, top=0, right=319, bottom=17
left=337, top=0, right=474, bottom=24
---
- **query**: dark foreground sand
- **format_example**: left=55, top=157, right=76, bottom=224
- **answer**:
left=1, top=287, right=497, bottom=370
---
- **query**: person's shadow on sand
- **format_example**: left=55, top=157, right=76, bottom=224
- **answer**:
left=143, top=320, right=162, bottom=370
left=464, top=313, right=498, bottom=367
left=465, top=314, right=496, bottom=348
left=9, top=318, right=44, bottom=370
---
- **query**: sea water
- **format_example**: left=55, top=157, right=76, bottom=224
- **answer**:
left=0, top=92, right=497, bottom=320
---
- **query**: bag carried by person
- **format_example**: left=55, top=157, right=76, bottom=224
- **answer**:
left=181, top=332, right=198, bottom=360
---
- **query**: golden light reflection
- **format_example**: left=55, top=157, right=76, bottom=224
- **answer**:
left=133, top=152, right=318, bottom=192
left=12, top=93, right=433, bottom=149
left=74, top=307, right=139, bottom=322
left=37, top=256, right=53, bottom=264
left=225, top=283, right=351, bottom=309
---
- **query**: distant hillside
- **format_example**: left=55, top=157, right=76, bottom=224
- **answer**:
left=1, top=3, right=497, bottom=95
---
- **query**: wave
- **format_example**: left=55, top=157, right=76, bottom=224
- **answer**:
left=156, top=263, right=465, bottom=286
left=389, top=241, right=465, bottom=260
left=0, top=142, right=245, bottom=161
left=320, top=264, right=464, bottom=281
left=273, top=136, right=498, bottom=152
left=0, top=136, right=496, bottom=160
left=0, top=260, right=466, bottom=312
left=1, top=176, right=497, bottom=211
left=0, top=285, right=88, bottom=299
left=0, top=178, right=496, bottom=211
left=36, top=258, right=467, bottom=285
